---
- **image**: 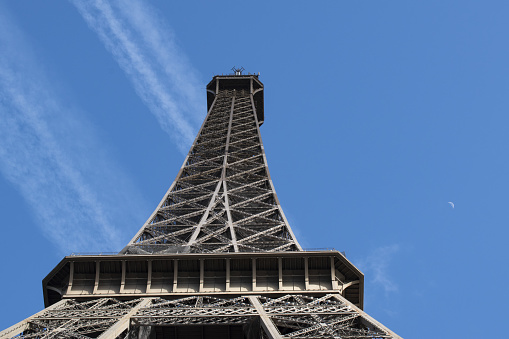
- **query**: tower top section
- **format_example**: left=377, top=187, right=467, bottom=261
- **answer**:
left=206, top=73, right=264, bottom=125
left=120, top=73, right=297, bottom=255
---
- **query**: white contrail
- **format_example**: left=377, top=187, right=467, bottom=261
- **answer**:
left=71, top=0, right=205, bottom=152
left=358, top=244, right=400, bottom=295
left=0, top=9, right=147, bottom=254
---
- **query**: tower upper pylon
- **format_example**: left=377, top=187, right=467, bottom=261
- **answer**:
left=122, top=74, right=300, bottom=254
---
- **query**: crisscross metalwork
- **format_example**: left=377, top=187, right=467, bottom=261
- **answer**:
left=2, top=295, right=396, bottom=338
left=123, top=87, right=301, bottom=255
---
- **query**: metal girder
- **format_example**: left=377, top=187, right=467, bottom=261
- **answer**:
left=248, top=296, right=283, bottom=339
left=123, top=85, right=302, bottom=254
left=2, top=298, right=143, bottom=338
left=97, top=298, right=153, bottom=338
left=2, top=294, right=399, bottom=338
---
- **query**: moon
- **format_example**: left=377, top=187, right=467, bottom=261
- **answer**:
left=448, top=202, right=454, bottom=208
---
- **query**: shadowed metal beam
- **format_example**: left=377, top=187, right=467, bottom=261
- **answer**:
left=248, top=296, right=282, bottom=339
left=98, top=298, right=153, bottom=339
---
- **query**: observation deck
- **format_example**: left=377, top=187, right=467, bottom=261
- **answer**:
left=206, top=74, right=264, bottom=125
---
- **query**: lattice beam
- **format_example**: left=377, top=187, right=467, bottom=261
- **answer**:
left=123, top=80, right=301, bottom=254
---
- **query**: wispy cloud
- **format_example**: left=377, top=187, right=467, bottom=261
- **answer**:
left=70, top=0, right=204, bottom=152
left=0, top=8, right=147, bottom=254
left=358, top=244, right=400, bottom=295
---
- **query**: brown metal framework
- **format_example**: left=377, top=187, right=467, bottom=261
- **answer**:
left=122, top=76, right=299, bottom=254
left=0, top=73, right=402, bottom=339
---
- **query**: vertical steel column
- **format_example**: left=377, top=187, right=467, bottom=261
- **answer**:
left=304, top=257, right=310, bottom=290
left=223, top=93, right=239, bottom=252
left=225, top=258, right=231, bottom=291
left=278, top=257, right=283, bottom=290
left=120, top=261, right=126, bottom=293
left=173, top=260, right=178, bottom=292
left=330, top=256, right=338, bottom=290
left=146, top=260, right=152, bottom=292
left=252, top=258, right=257, bottom=291
left=66, top=261, right=74, bottom=295
left=199, top=259, right=204, bottom=292
left=93, top=261, right=100, bottom=294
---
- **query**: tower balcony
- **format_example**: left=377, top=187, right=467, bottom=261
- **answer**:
left=43, top=250, right=363, bottom=309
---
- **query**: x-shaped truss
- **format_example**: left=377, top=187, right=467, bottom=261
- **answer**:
left=124, top=89, right=301, bottom=254
left=3, top=294, right=399, bottom=339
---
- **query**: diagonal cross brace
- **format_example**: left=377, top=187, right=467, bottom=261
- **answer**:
left=97, top=298, right=153, bottom=339
left=248, top=296, right=283, bottom=339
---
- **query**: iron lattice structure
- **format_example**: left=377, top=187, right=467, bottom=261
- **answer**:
left=122, top=86, right=300, bottom=255
left=1, top=73, right=401, bottom=339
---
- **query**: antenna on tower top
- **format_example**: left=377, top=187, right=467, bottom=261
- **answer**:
left=231, top=66, right=244, bottom=75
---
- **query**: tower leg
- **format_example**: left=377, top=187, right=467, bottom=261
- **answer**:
left=0, top=300, right=66, bottom=338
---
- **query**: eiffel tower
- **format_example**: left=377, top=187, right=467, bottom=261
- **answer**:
left=1, top=70, right=401, bottom=339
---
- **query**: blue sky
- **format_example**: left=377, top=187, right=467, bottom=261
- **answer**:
left=1, top=1, right=508, bottom=337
